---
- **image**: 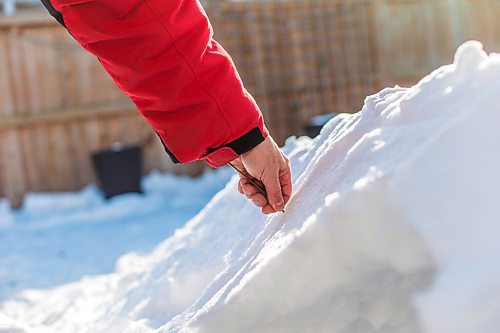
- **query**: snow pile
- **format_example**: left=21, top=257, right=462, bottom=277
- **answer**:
left=0, top=169, right=232, bottom=301
left=2, top=41, right=500, bottom=333
left=6, top=169, right=231, bottom=227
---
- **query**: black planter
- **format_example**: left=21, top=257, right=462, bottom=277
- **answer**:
left=92, top=144, right=143, bottom=199
left=304, top=113, right=338, bottom=138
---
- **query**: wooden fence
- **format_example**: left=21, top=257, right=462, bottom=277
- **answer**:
left=208, top=0, right=500, bottom=142
left=0, top=12, right=202, bottom=206
left=1, top=0, right=500, bottom=205
left=372, top=0, right=500, bottom=86
left=207, top=0, right=380, bottom=142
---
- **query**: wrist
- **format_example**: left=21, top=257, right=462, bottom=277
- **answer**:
left=205, top=126, right=268, bottom=168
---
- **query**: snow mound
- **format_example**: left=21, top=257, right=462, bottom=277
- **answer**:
left=2, top=41, right=500, bottom=333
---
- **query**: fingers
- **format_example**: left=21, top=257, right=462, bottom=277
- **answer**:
left=262, top=171, right=285, bottom=212
left=239, top=178, right=268, bottom=208
left=261, top=205, right=276, bottom=214
left=239, top=177, right=276, bottom=213
left=237, top=178, right=243, bottom=194
left=260, top=154, right=292, bottom=212
left=280, top=158, right=293, bottom=206
left=233, top=138, right=294, bottom=215
left=236, top=155, right=292, bottom=214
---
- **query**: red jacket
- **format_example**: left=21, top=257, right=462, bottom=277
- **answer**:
left=41, top=0, right=267, bottom=167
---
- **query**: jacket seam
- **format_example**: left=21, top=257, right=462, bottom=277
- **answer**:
left=142, top=0, right=234, bottom=144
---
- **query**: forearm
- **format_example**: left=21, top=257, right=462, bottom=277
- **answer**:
left=42, top=0, right=267, bottom=166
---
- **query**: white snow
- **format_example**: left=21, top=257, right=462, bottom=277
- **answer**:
left=0, top=200, right=12, bottom=228
left=0, top=169, right=233, bottom=301
left=1, top=41, right=500, bottom=333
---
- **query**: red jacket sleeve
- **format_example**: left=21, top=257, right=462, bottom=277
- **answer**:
left=42, top=0, right=268, bottom=167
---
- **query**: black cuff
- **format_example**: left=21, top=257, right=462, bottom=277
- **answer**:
left=219, top=127, right=265, bottom=155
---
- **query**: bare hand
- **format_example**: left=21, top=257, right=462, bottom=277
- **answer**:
left=232, top=136, right=292, bottom=214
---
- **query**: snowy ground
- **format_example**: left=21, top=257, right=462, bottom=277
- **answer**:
left=2, top=41, right=500, bottom=333
left=0, top=169, right=232, bottom=301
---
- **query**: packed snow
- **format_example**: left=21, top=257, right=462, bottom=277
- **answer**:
left=1, top=41, right=500, bottom=333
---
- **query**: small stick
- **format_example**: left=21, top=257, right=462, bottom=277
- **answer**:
left=229, top=162, right=285, bottom=213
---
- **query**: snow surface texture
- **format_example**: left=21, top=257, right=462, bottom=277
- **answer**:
left=2, top=41, right=500, bottom=333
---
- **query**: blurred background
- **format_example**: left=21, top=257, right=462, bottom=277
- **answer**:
left=0, top=0, right=499, bottom=301
left=2, top=0, right=500, bottom=207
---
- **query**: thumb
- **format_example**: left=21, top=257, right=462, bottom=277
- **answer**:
left=262, top=170, right=284, bottom=212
